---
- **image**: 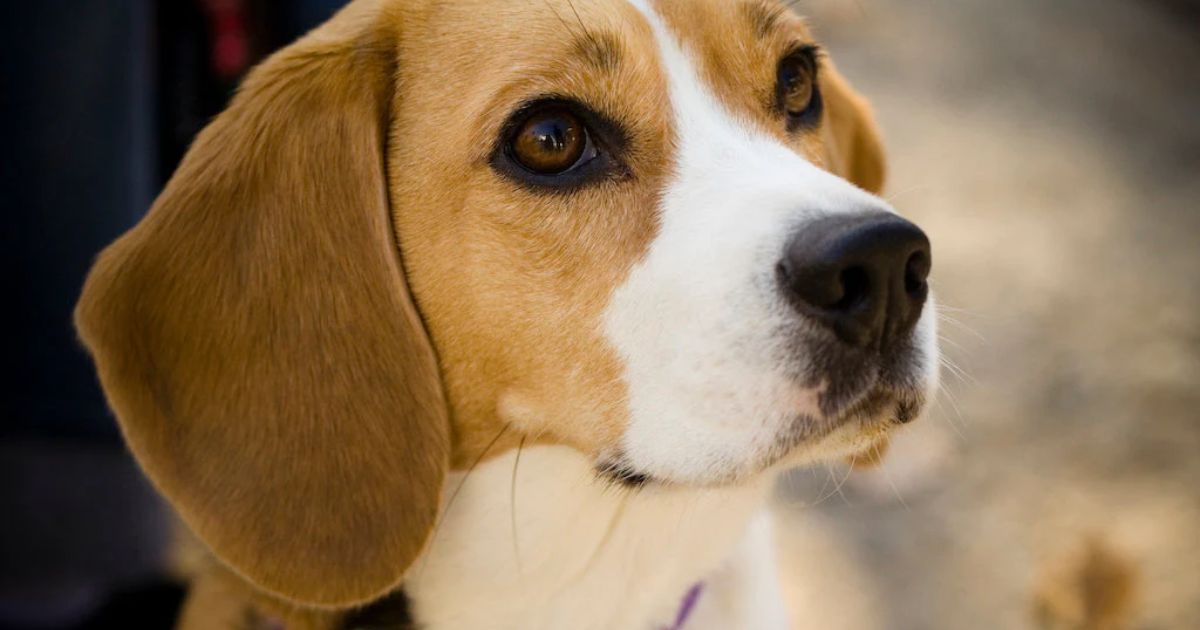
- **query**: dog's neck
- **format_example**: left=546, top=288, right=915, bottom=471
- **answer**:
left=404, top=445, right=772, bottom=630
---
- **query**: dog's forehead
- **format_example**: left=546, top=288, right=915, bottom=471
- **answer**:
left=410, top=0, right=652, bottom=57
left=628, top=0, right=812, bottom=52
left=405, top=0, right=810, bottom=97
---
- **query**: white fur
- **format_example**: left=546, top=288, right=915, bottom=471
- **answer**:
left=605, top=0, right=937, bottom=485
left=686, top=511, right=792, bottom=629
left=406, top=446, right=776, bottom=629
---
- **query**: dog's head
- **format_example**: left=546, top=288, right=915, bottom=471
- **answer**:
left=76, top=0, right=937, bottom=610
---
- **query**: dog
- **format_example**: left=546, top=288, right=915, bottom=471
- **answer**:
left=75, top=0, right=939, bottom=627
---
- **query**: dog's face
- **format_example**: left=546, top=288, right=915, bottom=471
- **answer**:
left=397, top=0, right=937, bottom=485
left=76, top=0, right=936, bottom=610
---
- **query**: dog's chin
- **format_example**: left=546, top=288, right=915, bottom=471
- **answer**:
left=597, top=384, right=927, bottom=490
left=778, top=386, right=926, bottom=467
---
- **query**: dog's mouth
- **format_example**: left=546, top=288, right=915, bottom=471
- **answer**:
left=833, top=384, right=924, bottom=427
left=596, top=381, right=926, bottom=490
left=595, top=460, right=655, bottom=489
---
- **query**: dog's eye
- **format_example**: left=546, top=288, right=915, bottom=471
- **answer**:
left=509, top=106, right=596, bottom=175
left=777, top=47, right=822, bottom=129
left=779, top=58, right=814, bottom=114
left=492, top=98, right=627, bottom=191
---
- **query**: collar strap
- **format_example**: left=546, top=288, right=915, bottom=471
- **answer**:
left=662, top=582, right=705, bottom=630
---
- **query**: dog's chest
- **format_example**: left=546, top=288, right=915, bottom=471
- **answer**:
left=404, top=446, right=769, bottom=630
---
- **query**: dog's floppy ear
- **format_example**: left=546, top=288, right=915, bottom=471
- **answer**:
left=820, top=62, right=887, bottom=194
left=75, top=3, right=448, bottom=608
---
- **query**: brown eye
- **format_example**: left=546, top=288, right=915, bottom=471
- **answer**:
left=493, top=99, right=623, bottom=190
left=777, top=49, right=822, bottom=127
left=511, top=107, right=589, bottom=174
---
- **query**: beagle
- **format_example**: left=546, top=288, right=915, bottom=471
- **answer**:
left=75, top=0, right=938, bottom=628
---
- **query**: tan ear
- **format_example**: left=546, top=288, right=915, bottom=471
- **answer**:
left=820, top=62, right=887, bottom=194
left=74, top=3, right=448, bottom=608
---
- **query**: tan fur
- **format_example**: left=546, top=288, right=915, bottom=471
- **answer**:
left=74, top=0, right=892, bottom=622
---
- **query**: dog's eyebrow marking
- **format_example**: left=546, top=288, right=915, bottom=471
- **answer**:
left=571, top=30, right=623, bottom=72
left=742, top=0, right=789, bottom=39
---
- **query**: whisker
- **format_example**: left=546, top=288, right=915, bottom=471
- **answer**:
left=812, top=463, right=835, bottom=505
left=415, top=423, right=511, bottom=582
left=510, top=435, right=528, bottom=574
left=937, top=333, right=967, bottom=352
left=937, top=356, right=964, bottom=383
left=881, top=183, right=931, bottom=206
left=832, top=460, right=855, bottom=507
left=933, top=386, right=969, bottom=441
left=537, top=0, right=578, bottom=39
left=881, top=463, right=911, bottom=512
left=936, top=312, right=989, bottom=344
left=939, top=355, right=976, bottom=386
left=564, top=0, right=590, bottom=39
left=806, top=462, right=843, bottom=508
left=935, top=304, right=982, bottom=316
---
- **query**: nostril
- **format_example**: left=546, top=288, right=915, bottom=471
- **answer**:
left=775, top=260, right=791, bottom=285
left=833, top=266, right=870, bottom=311
left=903, top=250, right=930, bottom=299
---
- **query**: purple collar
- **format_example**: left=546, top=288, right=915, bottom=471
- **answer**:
left=662, top=582, right=705, bottom=630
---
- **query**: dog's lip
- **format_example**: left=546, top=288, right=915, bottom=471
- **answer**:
left=596, top=459, right=655, bottom=488
left=597, top=384, right=926, bottom=490
left=835, top=386, right=911, bottom=425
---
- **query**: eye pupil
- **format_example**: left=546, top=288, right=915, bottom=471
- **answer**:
left=512, top=108, right=587, bottom=174
left=534, top=120, right=569, bottom=151
left=783, top=67, right=801, bottom=89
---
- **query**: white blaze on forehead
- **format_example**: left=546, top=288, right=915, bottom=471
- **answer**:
left=606, top=0, right=889, bottom=483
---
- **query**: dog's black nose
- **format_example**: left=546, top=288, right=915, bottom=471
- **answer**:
left=778, top=213, right=931, bottom=350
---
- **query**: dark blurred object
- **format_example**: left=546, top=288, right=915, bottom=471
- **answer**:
left=155, top=0, right=342, bottom=183
left=1, top=1, right=342, bottom=628
left=2, top=1, right=156, bottom=442
left=0, top=441, right=174, bottom=629
left=1149, top=0, right=1200, bottom=25
left=75, top=580, right=187, bottom=630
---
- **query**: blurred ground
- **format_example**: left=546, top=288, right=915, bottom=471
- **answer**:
left=774, top=0, right=1200, bottom=628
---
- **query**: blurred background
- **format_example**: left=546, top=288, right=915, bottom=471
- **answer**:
left=777, top=1, right=1200, bottom=629
left=2, top=2, right=345, bottom=628
left=1, top=0, right=1196, bottom=628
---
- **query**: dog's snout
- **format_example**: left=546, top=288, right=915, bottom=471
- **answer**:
left=778, top=213, right=931, bottom=350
